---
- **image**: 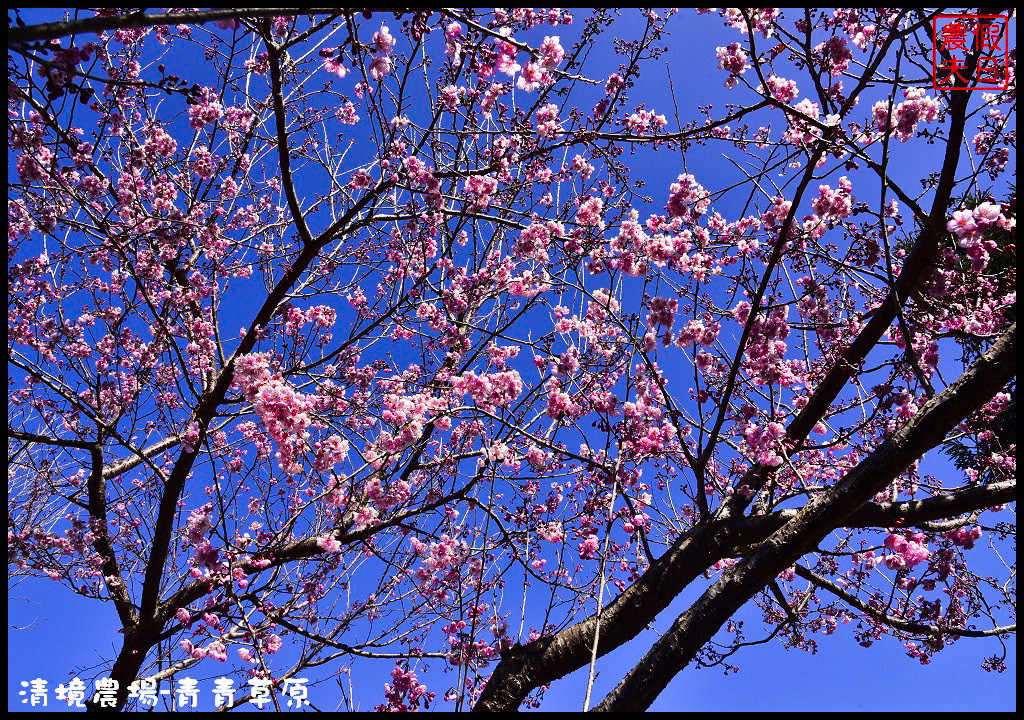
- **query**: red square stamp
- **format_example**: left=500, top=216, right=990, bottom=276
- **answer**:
left=932, top=14, right=1010, bottom=91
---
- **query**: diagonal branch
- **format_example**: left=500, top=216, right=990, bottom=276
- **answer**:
left=724, top=478, right=1016, bottom=547
left=8, top=429, right=98, bottom=450
left=473, top=86, right=976, bottom=713
left=268, top=45, right=315, bottom=247
left=716, top=85, right=973, bottom=522
left=595, top=322, right=1015, bottom=711
left=8, top=9, right=342, bottom=44
left=792, top=564, right=1016, bottom=640
left=102, top=434, right=181, bottom=479
left=472, top=461, right=1014, bottom=710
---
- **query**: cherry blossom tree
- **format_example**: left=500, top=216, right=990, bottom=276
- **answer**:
left=7, top=8, right=1015, bottom=712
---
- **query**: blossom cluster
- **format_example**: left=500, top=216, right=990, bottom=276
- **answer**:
left=378, top=662, right=434, bottom=712
left=759, top=74, right=799, bottom=103
left=871, top=88, right=942, bottom=142
left=518, top=35, right=565, bottom=91
left=716, top=42, right=749, bottom=88
left=623, top=108, right=668, bottom=135
left=883, top=531, right=930, bottom=571
left=666, top=174, right=710, bottom=222
left=369, top=25, right=395, bottom=80
left=409, top=534, right=466, bottom=601
left=946, top=201, right=1014, bottom=272
left=452, top=369, right=524, bottom=411
left=811, top=177, right=854, bottom=224
left=233, top=353, right=315, bottom=475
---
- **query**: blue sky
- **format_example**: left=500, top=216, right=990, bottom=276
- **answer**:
left=8, top=8, right=1016, bottom=712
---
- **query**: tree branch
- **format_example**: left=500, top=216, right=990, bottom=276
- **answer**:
left=8, top=9, right=342, bottom=44
left=595, top=322, right=1015, bottom=711
left=793, top=564, right=1015, bottom=639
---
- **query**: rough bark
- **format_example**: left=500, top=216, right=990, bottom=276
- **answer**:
left=472, top=89, right=976, bottom=713
left=594, top=322, right=1016, bottom=711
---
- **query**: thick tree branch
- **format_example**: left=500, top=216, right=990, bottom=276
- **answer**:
left=7, top=9, right=340, bottom=44
left=268, top=45, right=315, bottom=247
left=716, top=85, right=973, bottom=522
left=792, top=564, right=1016, bottom=640
left=86, top=443, right=139, bottom=630
left=595, top=322, right=1015, bottom=711
left=475, top=88, right=977, bottom=711
left=725, top=478, right=1016, bottom=547
left=473, top=464, right=1014, bottom=711
left=102, top=434, right=181, bottom=479
left=8, top=429, right=99, bottom=450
